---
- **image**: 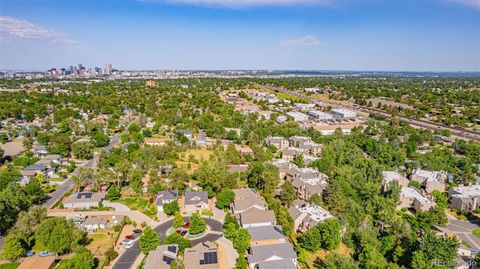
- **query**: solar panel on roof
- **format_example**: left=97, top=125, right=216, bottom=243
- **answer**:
left=167, top=245, right=177, bottom=253
left=201, top=252, right=217, bottom=264
left=162, top=256, right=174, bottom=265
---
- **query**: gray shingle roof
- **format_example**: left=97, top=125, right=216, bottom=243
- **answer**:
left=257, top=259, right=297, bottom=269
left=248, top=243, right=297, bottom=264
left=185, top=191, right=208, bottom=205
left=247, top=225, right=285, bottom=242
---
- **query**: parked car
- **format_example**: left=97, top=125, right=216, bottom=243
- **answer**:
left=124, top=240, right=135, bottom=249
left=39, top=251, right=54, bottom=257
left=183, top=222, right=190, bottom=229
left=125, top=235, right=135, bottom=240
left=133, top=229, right=142, bottom=234
left=176, top=229, right=181, bottom=234
left=24, top=250, right=35, bottom=257
left=180, top=230, right=188, bottom=236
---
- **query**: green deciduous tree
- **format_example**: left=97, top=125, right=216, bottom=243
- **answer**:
left=163, top=233, right=191, bottom=252
left=163, top=200, right=180, bottom=216
left=280, top=181, right=297, bottom=207
left=58, top=247, right=96, bottom=269
left=35, top=218, right=83, bottom=254
left=215, top=188, right=235, bottom=209
left=139, top=227, right=160, bottom=254
left=2, top=234, right=25, bottom=261
left=173, top=212, right=184, bottom=228
left=189, top=213, right=206, bottom=235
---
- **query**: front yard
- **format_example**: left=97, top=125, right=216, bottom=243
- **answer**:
left=113, top=197, right=157, bottom=218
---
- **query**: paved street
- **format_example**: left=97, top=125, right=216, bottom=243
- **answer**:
left=440, top=218, right=480, bottom=251
left=41, top=119, right=135, bottom=209
left=112, top=217, right=223, bottom=269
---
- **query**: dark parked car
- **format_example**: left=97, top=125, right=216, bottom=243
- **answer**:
left=180, top=230, right=188, bottom=236
left=133, top=229, right=142, bottom=234
left=125, top=235, right=135, bottom=240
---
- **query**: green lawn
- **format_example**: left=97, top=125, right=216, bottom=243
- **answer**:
left=114, top=197, right=157, bottom=218
left=0, top=263, right=20, bottom=269
left=115, top=198, right=149, bottom=211
left=473, top=229, right=480, bottom=239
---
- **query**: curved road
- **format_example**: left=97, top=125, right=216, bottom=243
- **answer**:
left=112, top=217, right=223, bottom=269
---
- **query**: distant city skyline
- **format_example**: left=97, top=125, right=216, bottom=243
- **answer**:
left=0, top=0, right=479, bottom=71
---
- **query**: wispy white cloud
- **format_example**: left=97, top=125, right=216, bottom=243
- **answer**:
left=281, top=34, right=325, bottom=47
left=0, top=16, right=89, bottom=49
left=447, top=0, right=480, bottom=9
left=145, top=0, right=333, bottom=8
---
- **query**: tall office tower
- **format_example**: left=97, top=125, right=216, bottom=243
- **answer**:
left=105, top=64, right=112, bottom=74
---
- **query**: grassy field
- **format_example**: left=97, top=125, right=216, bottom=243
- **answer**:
left=473, top=229, right=480, bottom=239
left=115, top=197, right=149, bottom=210
left=176, top=148, right=214, bottom=174
left=0, top=263, right=20, bottom=269
left=276, top=92, right=308, bottom=103
left=86, top=229, right=118, bottom=258
left=305, top=243, right=352, bottom=268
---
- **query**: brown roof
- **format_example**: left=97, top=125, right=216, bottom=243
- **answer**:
left=240, top=208, right=276, bottom=225
left=18, top=256, right=57, bottom=269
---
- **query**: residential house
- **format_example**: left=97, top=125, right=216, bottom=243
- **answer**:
left=248, top=243, right=297, bottom=269
left=18, top=255, right=57, bottom=269
left=239, top=208, right=276, bottom=228
left=82, top=217, right=109, bottom=233
left=144, top=137, right=169, bottom=146
left=289, top=136, right=312, bottom=147
left=63, top=192, right=106, bottom=209
left=382, top=171, right=409, bottom=191
left=448, top=185, right=480, bottom=212
left=156, top=190, right=179, bottom=212
left=247, top=225, right=286, bottom=246
left=298, top=142, right=323, bottom=157
left=272, top=159, right=298, bottom=179
left=184, top=191, right=209, bottom=212
left=231, top=188, right=267, bottom=215
left=184, top=242, right=219, bottom=269
left=144, top=244, right=179, bottom=269
left=265, top=136, right=289, bottom=150
left=228, top=164, right=249, bottom=174
left=411, top=169, right=448, bottom=193
left=176, top=130, right=193, bottom=139
left=281, top=147, right=304, bottom=161
left=235, top=144, right=254, bottom=156
left=20, top=163, right=48, bottom=186
left=289, top=202, right=334, bottom=233
left=33, top=145, right=48, bottom=157
left=398, top=187, right=436, bottom=212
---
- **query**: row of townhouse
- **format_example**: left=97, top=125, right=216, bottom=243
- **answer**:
left=448, top=185, right=480, bottom=212
left=266, top=135, right=323, bottom=156
left=289, top=200, right=335, bottom=233
left=272, top=158, right=329, bottom=202
left=382, top=171, right=437, bottom=212
left=231, top=188, right=298, bottom=269
left=383, top=170, right=480, bottom=213
left=19, top=154, right=63, bottom=186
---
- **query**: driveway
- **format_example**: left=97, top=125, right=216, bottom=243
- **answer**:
left=438, top=216, right=480, bottom=251
left=111, top=216, right=223, bottom=269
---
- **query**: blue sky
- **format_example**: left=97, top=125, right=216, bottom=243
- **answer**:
left=0, top=0, right=479, bottom=71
